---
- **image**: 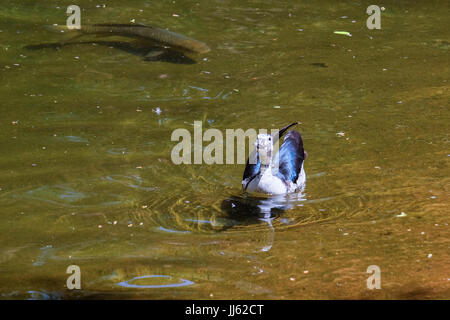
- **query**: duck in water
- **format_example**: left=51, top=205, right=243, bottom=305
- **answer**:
left=242, top=123, right=306, bottom=194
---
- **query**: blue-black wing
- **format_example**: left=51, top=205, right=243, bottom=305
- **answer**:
left=275, top=130, right=305, bottom=183
left=277, top=122, right=298, bottom=139
left=242, top=153, right=260, bottom=190
left=242, top=122, right=298, bottom=189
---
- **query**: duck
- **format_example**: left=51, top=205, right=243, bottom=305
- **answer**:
left=242, top=122, right=306, bottom=194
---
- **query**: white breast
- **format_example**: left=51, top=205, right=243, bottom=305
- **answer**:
left=245, top=170, right=288, bottom=194
left=244, top=163, right=306, bottom=195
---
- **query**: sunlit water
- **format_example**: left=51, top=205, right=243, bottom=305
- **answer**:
left=0, top=1, right=449, bottom=299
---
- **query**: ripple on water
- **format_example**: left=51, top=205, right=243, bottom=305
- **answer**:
left=32, top=245, right=53, bottom=267
left=63, top=135, right=89, bottom=143
left=106, top=147, right=130, bottom=155
left=157, top=226, right=191, bottom=234
left=131, top=188, right=322, bottom=235
left=12, top=184, right=126, bottom=208
left=117, top=275, right=194, bottom=289
left=103, top=175, right=157, bottom=191
left=30, top=239, right=133, bottom=268
left=130, top=192, right=240, bottom=233
left=27, top=290, right=62, bottom=300
left=136, top=85, right=234, bottom=102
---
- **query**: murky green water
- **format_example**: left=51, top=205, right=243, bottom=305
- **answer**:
left=0, top=1, right=449, bottom=299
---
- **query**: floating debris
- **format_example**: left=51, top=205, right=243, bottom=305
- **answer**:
left=334, top=31, right=352, bottom=37
left=311, top=62, right=328, bottom=68
left=396, top=212, right=407, bottom=218
left=152, top=107, right=162, bottom=115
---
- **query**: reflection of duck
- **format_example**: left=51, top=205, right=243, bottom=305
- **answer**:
left=221, top=193, right=306, bottom=252
left=242, top=123, right=307, bottom=194
left=221, top=193, right=305, bottom=223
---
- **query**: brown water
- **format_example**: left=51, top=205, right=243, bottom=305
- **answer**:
left=0, top=0, right=449, bottom=299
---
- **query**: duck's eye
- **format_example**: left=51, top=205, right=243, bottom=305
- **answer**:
left=269, top=137, right=271, bottom=141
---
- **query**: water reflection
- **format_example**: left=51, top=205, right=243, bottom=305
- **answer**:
left=221, top=193, right=306, bottom=223
left=221, top=192, right=306, bottom=251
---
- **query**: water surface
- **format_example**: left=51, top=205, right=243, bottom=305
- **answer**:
left=0, top=0, right=449, bottom=299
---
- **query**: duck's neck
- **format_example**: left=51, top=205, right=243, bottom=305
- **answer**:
left=259, top=161, right=273, bottom=175
left=258, top=148, right=273, bottom=174
left=260, top=165, right=272, bottom=177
